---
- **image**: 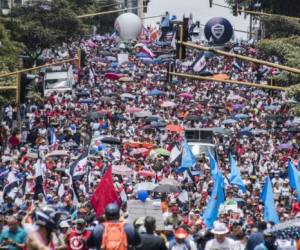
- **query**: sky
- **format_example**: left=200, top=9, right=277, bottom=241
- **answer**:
left=143, top=0, right=251, bottom=40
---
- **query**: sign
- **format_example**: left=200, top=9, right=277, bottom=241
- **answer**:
left=204, top=17, right=234, bottom=45
left=127, top=200, right=165, bottom=230
left=118, top=53, right=129, bottom=64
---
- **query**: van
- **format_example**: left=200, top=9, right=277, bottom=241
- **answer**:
left=43, top=65, right=74, bottom=97
left=184, top=128, right=215, bottom=157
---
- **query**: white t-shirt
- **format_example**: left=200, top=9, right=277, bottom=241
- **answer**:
left=204, top=238, right=236, bottom=250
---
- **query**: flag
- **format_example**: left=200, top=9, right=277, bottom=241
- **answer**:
left=171, top=31, right=176, bottom=50
left=260, top=177, right=280, bottom=224
left=69, top=153, right=88, bottom=180
left=203, top=172, right=225, bottom=228
left=288, top=160, right=300, bottom=202
left=208, top=151, right=219, bottom=179
left=90, top=167, right=121, bottom=217
left=176, top=140, right=196, bottom=173
left=33, top=158, right=45, bottom=200
left=188, top=13, right=193, bottom=31
left=169, top=145, right=181, bottom=164
left=3, top=171, right=21, bottom=199
left=141, top=45, right=155, bottom=58
left=49, top=128, right=56, bottom=145
left=191, top=52, right=206, bottom=72
left=232, top=59, right=243, bottom=71
left=229, top=154, right=246, bottom=193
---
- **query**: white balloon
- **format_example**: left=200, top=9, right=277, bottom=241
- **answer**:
left=114, top=13, right=142, bottom=41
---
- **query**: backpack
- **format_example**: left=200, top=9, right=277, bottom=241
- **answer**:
left=101, top=222, right=128, bottom=250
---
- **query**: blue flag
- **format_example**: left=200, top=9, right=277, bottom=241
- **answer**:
left=260, top=177, right=280, bottom=224
left=203, top=172, right=225, bottom=228
left=288, top=160, right=300, bottom=202
left=208, top=151, right=219, bottom=179
left=229, top=154, right=246, bottom=193
left=176, top=140, right=196, bottom=173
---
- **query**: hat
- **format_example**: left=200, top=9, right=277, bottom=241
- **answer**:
left=210, top=221, right=229, bottom=235
left=59, top=221, right=70, bottom=228
left=175, top=228, right=188, bottom=239
left=75, top=218, right=85, bottom=225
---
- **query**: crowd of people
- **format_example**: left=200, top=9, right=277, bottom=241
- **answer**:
left=0, top=19, right=300, bottom=250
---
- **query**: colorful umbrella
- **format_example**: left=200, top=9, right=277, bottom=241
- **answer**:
left=161, top=101, right=176, bottom=108
left=179, top=93, right=193, bottom=99
left=126, top=107, right=143, bottom=113
left=166, top=124, right=184, bottom=132
left=105, top=72, right=122, bottom=80
left=212, top=74, right=230, bottom=80
left=155, top=148, right=171, bottom=157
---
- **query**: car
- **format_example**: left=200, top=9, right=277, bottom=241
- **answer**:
left=43, top=65, right=74, bottom=97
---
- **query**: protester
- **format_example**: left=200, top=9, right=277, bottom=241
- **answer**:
left=0, top=15, right=299, bottom=250
left=87, top=203, right=142, bottom=250
left=137, top=216, right=167, bottom=250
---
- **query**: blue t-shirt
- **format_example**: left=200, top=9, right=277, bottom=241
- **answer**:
left=0, top=227, right=27, bottom=250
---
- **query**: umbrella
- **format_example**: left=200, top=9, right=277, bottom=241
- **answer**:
left=46, top=150, right=69, bottom=158
left=135, top=111, right=153, bottom=118
left=265, top=105, right=280, bottom=111
left=134, top=182, right=157, bottom=191
left=264, top=218, right=300, bottom=240
left=99, top=51, right=112, bottom=56
left=79, top=98, right=94, bottom=104
left=86, top=40, right=96, bottom=48
left=105, top=72, right=122, bottom=80
left=134, top=43, right=145, bottom=48
left=161, top=101, right=176, bottom=108
left=222, top=119, right=237, bottom=125
left=233, top=104, right=244, bottom=110
left=234, top=114, right=249, bottom=120
left=251, top=129, right=269, bottom=135
left=119, top=77, right=132, bottom=82
left=153, top=184, right=180, bottom=193
left=228, top=95, right=244, bottom=101
left=101, top=137, right=122, bottom=145
left=147, top=89, right=165, bottom=96
left=179, top=93, right=193, bottom=99
left=126, top=107, right=143, bottom=113
left=105, top=56, right=117, bottom=62
left=120, top=93, right=135, bottom=99
left=237, top=130, right=253, bottom=137
left=99, top=96, right=112, bottom=102
left=160, top=178, right=180, bottom=186
left=155, top=148, right=171, bottom=157
left=166, top=124, right=184, bottom=132
left=130, top=148, right=149, bottom=155
left=138, top=170, right=156, bottom=178
left=278, top=143, right=293, bottom=150
left=112, top=165, right=133, bottom=176
left=150, top=121, right=166, bottom=128
left=212, top=127, right=232, bottom=135
left=186, top=115, right=201, bottom=121
left=212, top=74, right=230, bottom=80
left=145, top=116, right=160, bottom=123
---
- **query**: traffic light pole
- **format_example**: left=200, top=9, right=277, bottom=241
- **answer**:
left=179, top=41, right=300, bottom=75
left=169, top=72, right=287, bottom=91
left=179, top=25, right=184, bottom=60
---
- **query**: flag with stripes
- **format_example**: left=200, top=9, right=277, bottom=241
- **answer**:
left=3, top=171, right=22, bottom=199
left=191, top=52, right=206, bottom=73
left=34, top=158, right=45, bottom=200
left=169, top=145, right=181, bottom=164
left=70, top=152, right=88, bottom=181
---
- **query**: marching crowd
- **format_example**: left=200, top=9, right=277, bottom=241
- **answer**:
left=0, top=23, right=300, bottom=250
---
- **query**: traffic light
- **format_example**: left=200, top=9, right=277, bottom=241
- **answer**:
left=233, top=4, right=238, bottom=16
left=167, top=62, right=175, bottom=83
left=209, top=0, right=213, bottom=8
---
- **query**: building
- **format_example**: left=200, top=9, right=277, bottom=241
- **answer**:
left=124, top=0, right=149, bottom=19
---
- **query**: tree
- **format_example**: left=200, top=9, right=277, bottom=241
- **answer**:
left=7, top=0, right=87, bottom=65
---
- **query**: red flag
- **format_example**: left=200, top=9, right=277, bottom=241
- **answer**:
left=90, top=167, right=121, bottom=216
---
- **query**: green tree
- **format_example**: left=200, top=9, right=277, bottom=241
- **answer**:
left=7, top=0, right=87, bottom=65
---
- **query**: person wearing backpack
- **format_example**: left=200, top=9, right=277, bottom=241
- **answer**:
left=87, top=203, right=142, bottom=250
